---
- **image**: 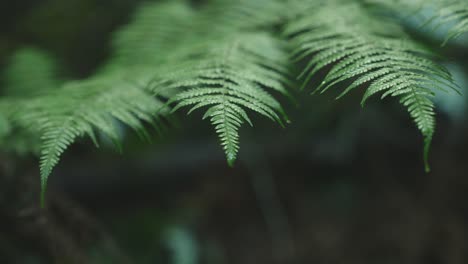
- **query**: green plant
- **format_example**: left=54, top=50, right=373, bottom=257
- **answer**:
left=0, top=0, right=466, bottom=205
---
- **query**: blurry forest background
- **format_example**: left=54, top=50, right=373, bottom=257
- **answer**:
left=1, top=0, right=468, bottom=263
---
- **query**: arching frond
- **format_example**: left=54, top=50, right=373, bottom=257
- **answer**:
left=368, top=0, right=468, bottom=44
left=284, top=1, right=459, bottom=171
left=0, top=48, right=63, bottom=154
left=108, top=1, right=198, bottom=68
left=108, top=0, right=287, bottom=69
left=0, top=0, right=465, bottom=205
left=111, top=0, right=291, bottom=166
left=9, top=75, right=169, bottom=205
left=149, top=33, right=291, bottom=165
left=437, top=1, right=468, bottom=43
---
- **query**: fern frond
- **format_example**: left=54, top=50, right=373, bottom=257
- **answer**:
left=108, top=1, right=198, bottom=68
left=109, top=0, right=276, bottom=68
left=437, top=1, right=468, bottom=43
left=149, top=33, right=291, bottom=165
left=0, top=48, right=63, bottom=154
left=110, top=0, right=291, bottom=165
left=0, top=101, right=42, bottom=155
left=9, top=75, right=169, bottom=205
left=109, top=0, right=292, bottom=68
left=368, top=0, right=468, bottom=44
left=284, top=1, right=458, bottom=171
left=203, top=0, right=287, bottom=29
left=1, top=0, right=464, bottom=205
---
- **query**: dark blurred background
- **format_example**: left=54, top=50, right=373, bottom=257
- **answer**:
left=1, top=0, right=468, bottom=263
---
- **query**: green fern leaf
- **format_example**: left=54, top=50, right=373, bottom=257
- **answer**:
left=9, top=76, right=169, bottom=205
left=284, top=1, right=459, bottom=171
left=1, top=0, right=465, bottom=206
left=107, top=0, right=292, bottom=165
left=368, top=0, right=468, bottom=44
left=108, top=1, right=198, bottom=68
left=149, top=33, right=291, bottom=165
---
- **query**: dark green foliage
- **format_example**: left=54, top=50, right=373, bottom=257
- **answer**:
left=0, top=0, right=466, bottom=203
left=161, top=33, right=291, bottom=165
left=284, top=1, right=460, bottom=171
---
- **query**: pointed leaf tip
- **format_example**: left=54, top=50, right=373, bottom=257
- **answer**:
left=226, top=152, right=236, bottom=167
